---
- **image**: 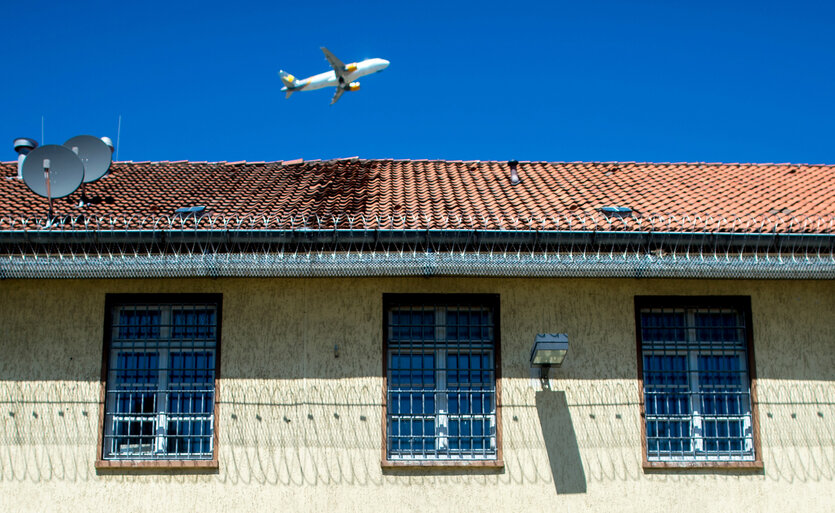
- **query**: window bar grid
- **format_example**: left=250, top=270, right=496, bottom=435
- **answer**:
left=387, top=302, right=497, bottom=461
left=641, top=307, right=754, bottom=461
left=103, top=303, right=217, bottom=460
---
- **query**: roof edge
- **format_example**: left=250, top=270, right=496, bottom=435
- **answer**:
left=2, top=159, right=835, bottom=167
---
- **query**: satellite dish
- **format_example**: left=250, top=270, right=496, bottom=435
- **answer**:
left=64, top=135, right=112, bottom=183
left=21, top=144, right=84, bottom=198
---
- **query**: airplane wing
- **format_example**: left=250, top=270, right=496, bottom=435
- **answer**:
left=330, top=87, right=345, bottom=105
left=321, top=47, right=347, bottom=82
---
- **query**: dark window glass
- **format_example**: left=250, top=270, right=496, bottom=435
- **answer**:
left=118, top=310, right=161, bottom=339
left=172, top=309, right=217, bottom=339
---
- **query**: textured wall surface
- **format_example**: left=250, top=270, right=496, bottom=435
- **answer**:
left=0, top=278, right=833, bottom=512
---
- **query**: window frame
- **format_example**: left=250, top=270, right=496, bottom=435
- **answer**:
left=635, top=296, right=763, bottom=470
left=96, top=293, right=222, bottom=469
left=381, top=294, right=503, bottom=468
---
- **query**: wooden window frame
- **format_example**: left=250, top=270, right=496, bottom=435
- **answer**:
left=635, top=296, right=763, bottom=470
left=96, top=293, right=222, bottom=470
left=381, top=293, right=504, bottom=468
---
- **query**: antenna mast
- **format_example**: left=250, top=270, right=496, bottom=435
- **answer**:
left=116, top=115, right=122, bottom=161
left=43, top=159, right=53, bottom=219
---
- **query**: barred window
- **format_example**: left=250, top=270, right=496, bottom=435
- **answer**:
left=384, top=295, right=500, bottom=463
left=637, top=297, right=758, bottom=464
left=101, top=295, right=220, bottom=462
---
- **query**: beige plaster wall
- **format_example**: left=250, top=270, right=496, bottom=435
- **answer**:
left=0, top=277, right=833, bottom=512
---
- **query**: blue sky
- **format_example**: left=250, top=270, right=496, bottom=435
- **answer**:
left=2, top=1, right=833, bottom=164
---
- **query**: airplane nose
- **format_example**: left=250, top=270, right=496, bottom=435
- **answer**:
left=381, top=59, right=390, bottom=69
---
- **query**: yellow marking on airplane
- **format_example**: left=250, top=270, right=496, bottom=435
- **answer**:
left=279, top=48, right=389, bottom=104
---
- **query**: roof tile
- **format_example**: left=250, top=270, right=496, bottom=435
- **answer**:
left=0, top=159, right=833, bottom=232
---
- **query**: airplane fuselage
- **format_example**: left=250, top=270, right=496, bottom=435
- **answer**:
left=283, top=58, right=389, bottom=92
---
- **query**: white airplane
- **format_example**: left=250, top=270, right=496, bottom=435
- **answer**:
left=279, top=47, right=390, bottom=104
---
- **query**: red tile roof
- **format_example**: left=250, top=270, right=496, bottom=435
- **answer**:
left=1, top=159, right=833, bottom=232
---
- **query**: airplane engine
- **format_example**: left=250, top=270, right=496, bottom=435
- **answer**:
left=347, top=82, right=361, bottom=92
left=345, top=63, right=358, bottom=72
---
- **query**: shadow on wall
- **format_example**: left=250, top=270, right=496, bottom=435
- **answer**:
left=0, top=380, right=834, bottom=487
left=536, top=389, right=586, bottom=494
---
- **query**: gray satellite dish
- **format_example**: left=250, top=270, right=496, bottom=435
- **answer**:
left=21, top=144, right=85, bottom=198
left=64, top=135, right=112, bottom=183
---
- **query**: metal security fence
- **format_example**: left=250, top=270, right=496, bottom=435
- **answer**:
left=385, top=295, right=498, bottom=461
left=102, top=296, right=219, bottom=460
left=638, top=299, right=755, bottom=462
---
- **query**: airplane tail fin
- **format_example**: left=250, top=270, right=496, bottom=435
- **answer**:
left=278, top=70, right=298, bottom=89
left=285, top=90, right=294, bottom=99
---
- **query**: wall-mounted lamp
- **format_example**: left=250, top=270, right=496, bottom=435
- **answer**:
left=530, top=333, right=569, bottom=379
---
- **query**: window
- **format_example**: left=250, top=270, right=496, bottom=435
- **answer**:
left=636, top=296, right=760, bottom=466
left=99, top=294, right=221, bottom=465
left=383, top=294, right=501, bottom=465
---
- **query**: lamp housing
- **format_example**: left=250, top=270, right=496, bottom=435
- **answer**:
left=530, top=333, right=569, bottom=368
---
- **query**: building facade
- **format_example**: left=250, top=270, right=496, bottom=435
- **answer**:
left=1, top=159, right=833, bottom=511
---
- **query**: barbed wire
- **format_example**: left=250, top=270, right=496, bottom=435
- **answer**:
left=1, top=213, right=833, bottom=233
left=1, top=381, right=832, bottom=486
left=1, top=213, right=832, bottom=279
